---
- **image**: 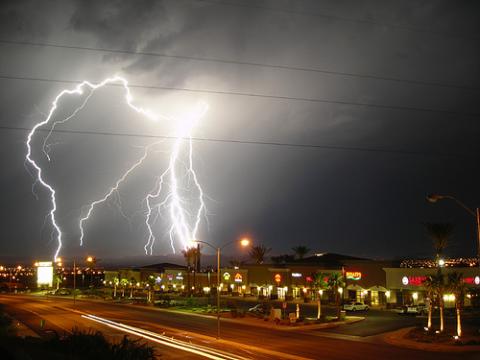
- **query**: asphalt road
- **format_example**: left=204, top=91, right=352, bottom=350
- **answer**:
left=1, top=294, right=478, bottom=360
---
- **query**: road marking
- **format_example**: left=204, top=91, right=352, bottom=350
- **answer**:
left=82, top=314, right=249, bottom=360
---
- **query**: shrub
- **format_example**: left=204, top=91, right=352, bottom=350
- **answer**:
left=44, top=329, right=155, bottom=359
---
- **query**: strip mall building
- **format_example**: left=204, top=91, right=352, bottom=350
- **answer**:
left=105, top=254, right=480, bottom=307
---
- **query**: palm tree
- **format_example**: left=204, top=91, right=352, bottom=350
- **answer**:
left=129, top=277, right=136, bottom=298
left=146, top=275, right=156, bottom=303
left=422, top=276, right=435, bottom=329
left=292, top=246, right=311, bottom=260
left=327, top=272, right=345, bottom=319
left=430, top=273, right=446, bottom=332
left=313, top=272, right=328, bottom=319
left=448, top=272, right=465, bottom=337
left=113, top=277, right=119, bottom=298
left=53, top=273, right=62, bottom=291
left=120, top=278, right=129, bottom=297
left=424, top=222, right=453, bottom=332
left=423, top=222, right=454, bottom=262
left=249, top=245, right=271, bottom=264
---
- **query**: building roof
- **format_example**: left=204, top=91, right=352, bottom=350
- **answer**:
left=288, top=252, right=369, bottom=266
left=140, top=263, right=187, bottom=271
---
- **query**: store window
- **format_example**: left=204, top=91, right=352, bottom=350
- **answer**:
left=292, top=287, right=300, bottom=298
left=371, top=291, right=379, bottom=305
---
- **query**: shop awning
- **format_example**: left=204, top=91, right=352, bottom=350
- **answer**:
left=367, top=286, right=388, bottom=292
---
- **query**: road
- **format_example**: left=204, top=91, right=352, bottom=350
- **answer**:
left=1, top=294, right=478, bottom=360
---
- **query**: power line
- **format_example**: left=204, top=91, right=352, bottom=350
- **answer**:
left=195, top=0, right=480, bottom=41
left=1, top=74, right=478, bottom=117
left=0, top=124, right=474, bottom=159
left=1, top=40, right=478, bottom=92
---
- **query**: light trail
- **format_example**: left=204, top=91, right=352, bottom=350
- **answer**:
left=25, top=76, right=207, bottom=260
left=82, top=314, right=247, bottom=360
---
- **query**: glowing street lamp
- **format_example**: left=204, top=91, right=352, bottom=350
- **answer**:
left=240, top=238, right=250, bottom=247
left=193, top=237, right=251, bottom=340
left=426, top=194, right=480, bottom=263
left=86, top=256, right=95, bottom=287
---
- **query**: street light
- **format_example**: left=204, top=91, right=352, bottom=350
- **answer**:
left=426, top=193, right=480, bottom=262
left=193, top=237, right=251, bottom=340
left=86, top=256, right=95, bottom=287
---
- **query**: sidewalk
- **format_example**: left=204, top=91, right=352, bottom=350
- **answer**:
left=382, top=327, right=480, bottom=353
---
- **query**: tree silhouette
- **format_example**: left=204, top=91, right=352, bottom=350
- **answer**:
left=423, top=222, right=454, bottom=262
left=249, top=245, right=271, bottom=264
left=291, top=246, right=311, bottom=259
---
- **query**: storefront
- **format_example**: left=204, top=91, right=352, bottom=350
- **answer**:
left=219, top=268, right=248, bottom=295
left=384, top=267, right=480, bottom=307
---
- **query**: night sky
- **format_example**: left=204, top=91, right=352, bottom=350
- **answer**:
left=1, top=0, right=479, bottom=262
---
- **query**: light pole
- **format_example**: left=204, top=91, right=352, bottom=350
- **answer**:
left=193, top=237, right=251, bottom=340
left=73, top=258, right=76, bottom=305
left=426, top=194, right=480, bottom=263
left=86, top=256, right=95, bottom=288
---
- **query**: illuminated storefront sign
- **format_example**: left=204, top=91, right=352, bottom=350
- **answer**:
left=346, top=271, right=362, bottom=280
left=36, top=261, right=53, bottom=287
left=274, top=273, right=282, bottom=283
left=463, top=276, right=480, bottom=285
left=176, top=273, right=183, bottom=280
left=291, top=273, right=302, bottom=278
left=234, top=273, right=243, bottom=283
left=306, top=276, right=312, bottom=282
left=402, top=276, right=426, bottom=286
left=223, top=272, right=231, bottom=281
left=167, top=274, right=173, bottom=281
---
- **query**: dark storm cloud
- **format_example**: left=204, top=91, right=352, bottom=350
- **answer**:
left=69, top=0, right=168, bottom=51
left=0, top=0, right=479, bottom=262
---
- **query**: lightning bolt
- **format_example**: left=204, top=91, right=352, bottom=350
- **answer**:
left=26, top=76, right=207, bottom=261
left=144, top=102, right=208, bottom=254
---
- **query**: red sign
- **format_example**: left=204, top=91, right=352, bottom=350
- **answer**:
left=306, top=276, right=312, bottom=282
left=403, top=276, right=427, bottom=286
left=274, top=274, right=282, bottom=283
left=463, top=276, right=480, bottom=285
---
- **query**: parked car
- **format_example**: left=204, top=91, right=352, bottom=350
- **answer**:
left=54, top=288, right=72, bottom=296
left=343, top=302, right=369, bottom=312
left=248, top=303, right=268, bottom=315
left=397, top=304, right=428, bottom=315
left=405, top=304, right=428, bottom=315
